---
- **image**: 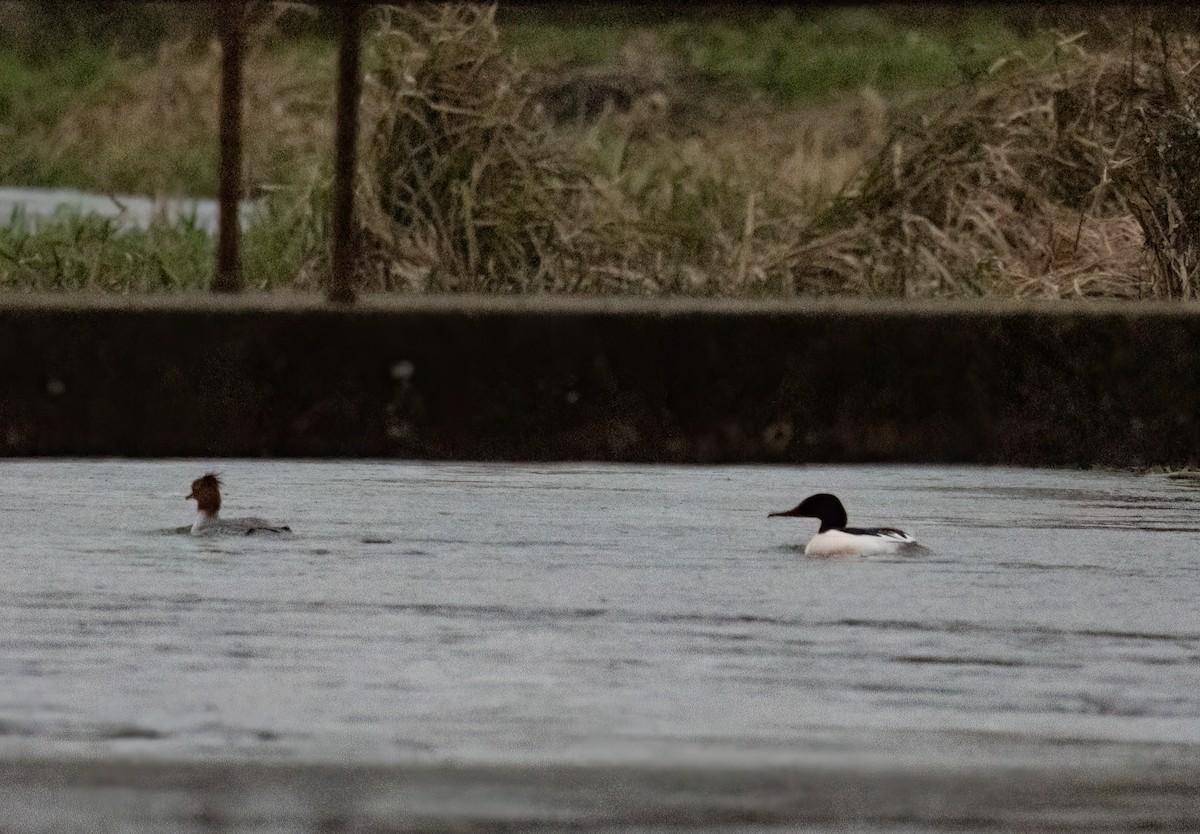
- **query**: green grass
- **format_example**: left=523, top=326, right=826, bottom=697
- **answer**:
left=499, top=21, right=636, bottom=69
left=0, top=186, right=330, bottom=292
left=501, top=7, right=1057, bottom=103
left=671, top=9, right=1054, bottom=100
left=0, top=43, right=128, bottom=123
left=0, top=43, right=139, bottom=190
left=0, top=211, right=212, bottom=291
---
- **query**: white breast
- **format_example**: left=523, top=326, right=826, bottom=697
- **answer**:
left=804, top=528, right=914, bottom=557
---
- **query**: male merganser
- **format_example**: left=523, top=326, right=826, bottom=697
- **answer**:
left=187, top=473, right=291, bottom=536
left=769, top=493, right=921, bottom=556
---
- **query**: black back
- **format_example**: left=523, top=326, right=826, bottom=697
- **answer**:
left=843, top=526, right=907, bottom=538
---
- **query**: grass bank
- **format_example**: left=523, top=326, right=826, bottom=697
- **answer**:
left=2, top=3, right=1190, bottom=298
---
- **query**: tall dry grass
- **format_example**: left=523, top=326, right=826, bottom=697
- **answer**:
left=794, top=19, right=1200, bottom=299
left=355, top=3, right=884, bottom=295
left=353, top=4, right=1200, bottom=300
left=48, top=3, right=334, bottom=197
left=1122, top=23, right=1200, bottom=298
left=8, top=3, right=1200, bottom=299
left=357, top=3, right=577, bottom=292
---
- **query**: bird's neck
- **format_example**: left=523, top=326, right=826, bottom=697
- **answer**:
left=192, top=508, right=220, bottom=533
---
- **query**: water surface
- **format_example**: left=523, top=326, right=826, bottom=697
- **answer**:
left=1, top=462, right=1198, bottom=829
left=0, top=186, right=257, bottom=233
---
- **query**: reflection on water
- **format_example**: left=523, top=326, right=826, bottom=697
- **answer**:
left=1, top=462, right=1198, bottom=774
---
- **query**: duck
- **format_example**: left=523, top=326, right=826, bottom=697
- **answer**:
left=769, top=492, right=921, bottom=556
left=187, top=473, right=291, bottom=536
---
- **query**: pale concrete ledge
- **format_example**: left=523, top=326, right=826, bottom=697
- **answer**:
left=0, top=752, right=1196, bottom=833
left=3, top=293, right=1200, bottom=463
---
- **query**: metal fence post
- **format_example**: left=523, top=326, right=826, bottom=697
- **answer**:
left=329, top=0, right=363, bottom=304
left=215, top=0, right=245, bottom=293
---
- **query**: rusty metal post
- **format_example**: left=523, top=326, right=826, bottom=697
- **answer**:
left=329, top=0, right=363, bottom=304
left=215, top=0, right=245, bottom=293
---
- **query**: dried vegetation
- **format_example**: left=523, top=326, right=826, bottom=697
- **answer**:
left=6, top=3, right=1200, bottom=299
left=16, top=4, right=334, bottom=197
left=355, top=4, right=886, bottom=295
left=355, top=5, right=1200, bottom=299
left=796, top=18, right=1200, bottom=298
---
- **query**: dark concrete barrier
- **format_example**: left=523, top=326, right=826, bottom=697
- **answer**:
left=1, top=294, right=1198, bottom=464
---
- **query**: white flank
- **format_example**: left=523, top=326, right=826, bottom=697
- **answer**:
left=804, top=528, right=915, bottom=557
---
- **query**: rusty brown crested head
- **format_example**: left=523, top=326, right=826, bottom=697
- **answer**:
left=187, top=473, right=222, bottom=516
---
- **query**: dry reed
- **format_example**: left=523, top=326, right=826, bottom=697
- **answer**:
left=14, top=3, right=1200, bottom=300
left=793, top=20, right=1200, bottom=299
left=54, top=2, right=334, bottom=197
left=357, top=3, right=579, bottom=292
left=355, top=3, right=883, bottom=296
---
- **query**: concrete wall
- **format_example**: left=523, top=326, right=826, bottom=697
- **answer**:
left=2, top=294, right=1197, bottom=465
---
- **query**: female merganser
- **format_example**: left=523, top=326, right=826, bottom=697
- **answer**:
left=187, top=473, right=291, bottom=536
left=769, top=493, right=921, bottom=556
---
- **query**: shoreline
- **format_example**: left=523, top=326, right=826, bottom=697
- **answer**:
left=3, top=743, right=1198, bottom=832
